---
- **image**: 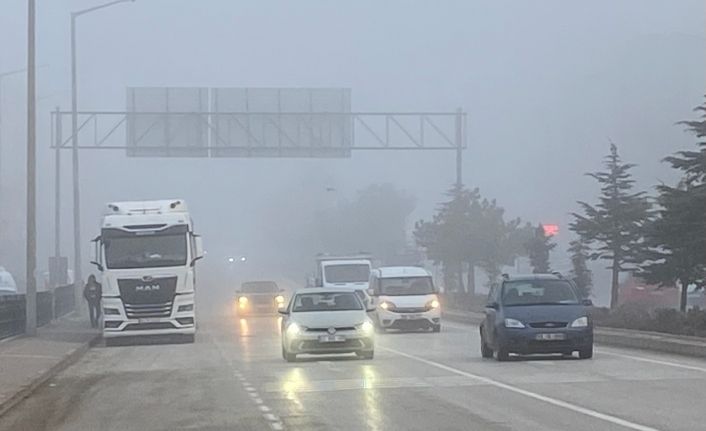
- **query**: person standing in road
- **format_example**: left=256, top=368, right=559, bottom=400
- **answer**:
left=83, top=274, right=102, bottom=328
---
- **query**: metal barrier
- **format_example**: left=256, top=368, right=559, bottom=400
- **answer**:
left=0, top=284, right=77, bottom=340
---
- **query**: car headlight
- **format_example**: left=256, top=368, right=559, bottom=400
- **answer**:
left=286, top=322, right=302, bottom=337
left=504, top=318, right=525, bottom=328
left=357, top=320, right=374, bottom=334
left=103, top=307, right=120, bottom=315
left=570, top=316, right=589, bottom=328
left=177, top=303, right=194, bottom=312
left=238, top=296, right=248, bottom=308
left=275, top=295, right=285, bottom=308
left=379, top=301, right=395, bottom=311
left=426, top=299, right=440, bottom=310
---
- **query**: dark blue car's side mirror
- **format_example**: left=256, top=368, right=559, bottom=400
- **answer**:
left=486, top=302, right=500, bottom=310
left=581, top=299, right=593, bottom=306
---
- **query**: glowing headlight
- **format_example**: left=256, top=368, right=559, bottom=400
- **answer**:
left=379, top=301, right=394, bottom=311
left=275, top=295, right=285, bottom=308
left=359, top=321, right=374, bottom=333
left=570, top=316, right=589, bottom=328
left=429, top=299, right=440, bottom=309
left=238, top=296, right=248, bottom=308
left=504, top=318, right=525, bottom=328
left=286, top=322, right=301, bottom=337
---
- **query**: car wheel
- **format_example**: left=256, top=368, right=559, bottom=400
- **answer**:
left=432, top=324, right=441, bottom=333
left=284, top=349, right=297, bottom=363
left=357, top=350, right=374, bottom=360
left=480, top=333, right=494, bottom=359
left=496, top=345, right=510, bottom=362
left=578, top=345, right=593, bottom=359
left=376, top=325, right=387, bottom=334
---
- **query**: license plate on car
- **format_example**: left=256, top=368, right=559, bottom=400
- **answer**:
left=401, top=314, right=422, bottom=320
left=318, top=335, right=345, bottom=343
left=138, top=317, right=162, bottom=324
left=536, top=333, right=566, bottom=341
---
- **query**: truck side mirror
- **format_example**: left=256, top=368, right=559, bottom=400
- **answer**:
left=192, top=235, right=204, bottom=266
left=90, top=261, right=104, bottom=272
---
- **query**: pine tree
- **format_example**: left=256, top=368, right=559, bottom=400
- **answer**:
left=524, top=224, right=555, bottom=273
left=568, top=239, right=592, bottom=299
left=571, top=144, right=652, bottom=309
left=641, top=100, right=706, bottom=311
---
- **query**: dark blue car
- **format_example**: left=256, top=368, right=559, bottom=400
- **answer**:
left=480, top=274, right=593, bottom=361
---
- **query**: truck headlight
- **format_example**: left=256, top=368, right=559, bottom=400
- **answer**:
left=504, top=318, right=525, bottom=328
left=379, top=301, right=395, bottom=311
left=426, top=299, right=440, bottom=310
left=238, top=296, right=248, bottom=308
left=570, top=316, right=589, bottom=328
left=286, top=322, right=302, bottom=337
left=275, top=295, right=285, bottom=308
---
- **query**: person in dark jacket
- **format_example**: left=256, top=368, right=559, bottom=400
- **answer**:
left=83, top=274, right=102, bottom=328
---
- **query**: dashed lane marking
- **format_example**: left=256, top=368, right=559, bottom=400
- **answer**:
left=597, top=349, right=706, bottom=373
left=383, top=346, right=662, bottom=431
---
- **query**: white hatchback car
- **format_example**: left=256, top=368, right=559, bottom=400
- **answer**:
left=370, top=267, right=441, bottom=332
left=279, top=288, right=375, bottom=362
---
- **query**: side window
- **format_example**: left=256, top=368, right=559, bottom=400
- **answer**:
left=488, top=283, right=499, bottom=303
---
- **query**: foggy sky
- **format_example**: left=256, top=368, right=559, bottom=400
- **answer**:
left=0, top=0, right=704, bottom=302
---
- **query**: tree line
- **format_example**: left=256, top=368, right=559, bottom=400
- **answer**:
left=415, top=99, right=706, bottom=311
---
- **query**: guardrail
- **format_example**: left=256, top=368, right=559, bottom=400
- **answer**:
left=0, top=284, right=77, bottom=340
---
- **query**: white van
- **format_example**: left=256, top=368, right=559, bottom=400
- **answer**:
left=369, top=266, right=441, bottom=332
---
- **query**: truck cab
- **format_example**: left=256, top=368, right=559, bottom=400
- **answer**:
left=92, top=200, right=203, bottom=343
left=315, top=255, right=372, bottom=306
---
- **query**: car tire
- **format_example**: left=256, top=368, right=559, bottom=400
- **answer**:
left=578, top=345, right=593, bottom=359
left=432, top=324, right=441, bottom=333
left=376, top=325, right=387, bottom=334
left=480, top=335, right=494, bottom=359
left=357, top=350, right=374, bottom=360
left=284, top=348, right=297, bottom=363
left=496, top=345, right=510, bottom=362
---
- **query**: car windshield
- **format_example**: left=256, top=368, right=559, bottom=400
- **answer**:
left=324, top=264, right=370, bottom=283
left=241, top=282, right=278, bottom=293
left=502, top=280, right=579, bottom=306
left=379, top=277, right=435, bottom=295
left=292, top=292, right=363, bottom=312
left=104, top=233, right=187, bottom=269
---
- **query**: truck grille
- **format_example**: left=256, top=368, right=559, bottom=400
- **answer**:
left=124, top=301, right=173, bottom=319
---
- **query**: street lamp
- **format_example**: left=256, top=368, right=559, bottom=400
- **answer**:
left=70, top=0, right=135, bottom=307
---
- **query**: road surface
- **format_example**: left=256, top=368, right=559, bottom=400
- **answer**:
left=1, top=303, right=704, bottom=431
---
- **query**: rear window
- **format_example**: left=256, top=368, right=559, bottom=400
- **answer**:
left=241, top=281, right=279, bottom=293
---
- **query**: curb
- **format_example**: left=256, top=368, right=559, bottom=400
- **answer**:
left=443, top=310, right=706, bottom=359
left=0, top=333, right=101, bottom=418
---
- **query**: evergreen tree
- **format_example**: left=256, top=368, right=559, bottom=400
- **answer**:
left=571, top=144, right=652, bottom=309
left=524, top=224, right=555, bottom=273
left=568, top=239, right=592, bottom=299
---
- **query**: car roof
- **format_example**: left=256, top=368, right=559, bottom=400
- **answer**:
left=374, top=266, right=430, bottom=278
left=502, top=273, right=567, bottom=282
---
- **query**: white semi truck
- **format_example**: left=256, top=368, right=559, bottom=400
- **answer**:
left=92, top=200, right=203, bottom=343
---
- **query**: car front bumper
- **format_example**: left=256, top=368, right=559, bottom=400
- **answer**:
left=497, top=327, right=593, bottom=354
left=284, top=331, right=374, bottom=355
left=376, top=307, right=440, bottom=330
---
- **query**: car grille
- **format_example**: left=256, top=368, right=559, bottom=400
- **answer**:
left=393, top=307, right=427, bottom=313
left=124, top=301, right=173, bottom=319
left=299, top=339, right=367, bottom=350
left=528, top=321, right=568, bottom=329
left=252, top=296, right=273, bottom=305
left=305, top=327, right=356, bottom=332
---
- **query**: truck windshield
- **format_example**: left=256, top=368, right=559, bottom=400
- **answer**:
left=104, top=233, right=188, bottom=269
left=380, top=277, right=435, bottom=295
left=324, top=264, right=370, bottom=283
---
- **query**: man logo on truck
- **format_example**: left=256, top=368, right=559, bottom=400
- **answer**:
left=135, top=285, right=160, bottom=292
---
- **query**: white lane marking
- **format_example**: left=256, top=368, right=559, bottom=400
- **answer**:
left=271, top=423, right=284, bottom=430
left=248, top=391, right=259, bottom=398
left=245, top=387, right=257, bottom=392
left=263, top=413, right=279, bottom=422
left=597, top=349, right=706, bottom=373
left=253, top=397, right=264, bottom=404
left=383, top=346, right=662, bottom=431
left=259, top=405, right=271, bottom=412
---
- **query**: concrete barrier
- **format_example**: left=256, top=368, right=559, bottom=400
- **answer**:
left=443, top=309, right=706, bottom=359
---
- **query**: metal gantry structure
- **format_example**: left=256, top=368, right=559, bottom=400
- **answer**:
left=49, top=107, right=467, bottom=298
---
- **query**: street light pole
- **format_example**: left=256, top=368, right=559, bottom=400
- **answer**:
left=0, top=68, right=28, bottom=226
left=70, top=0, right=134, bottom=310
left=25, top=0, right=37, bottom=336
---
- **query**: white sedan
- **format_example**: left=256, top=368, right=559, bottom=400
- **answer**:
left=279, top=288, right=375, bottom=362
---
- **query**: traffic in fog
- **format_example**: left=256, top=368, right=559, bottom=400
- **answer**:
left=0, top=1, right=704, bottom=430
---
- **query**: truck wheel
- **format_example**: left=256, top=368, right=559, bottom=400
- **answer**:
left=579, top=345, right=593, bottom=359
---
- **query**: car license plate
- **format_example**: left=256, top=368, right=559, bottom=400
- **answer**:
left=401, top=314, right=422, bottom=320
left=536, top=333, right=566, bottom=341
left=318, top=335, right=345, bottom=343
left=138, top=317, right=162, bottom=324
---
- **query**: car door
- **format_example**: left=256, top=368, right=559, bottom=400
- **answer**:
left=484, top=283, right=500, bottom=346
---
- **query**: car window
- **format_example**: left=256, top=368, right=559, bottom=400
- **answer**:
left=292, top=292, right=363, bottom=312
left=501, top=280, right=579, bottom=306
left=379, top=277, right=434, bottom=295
